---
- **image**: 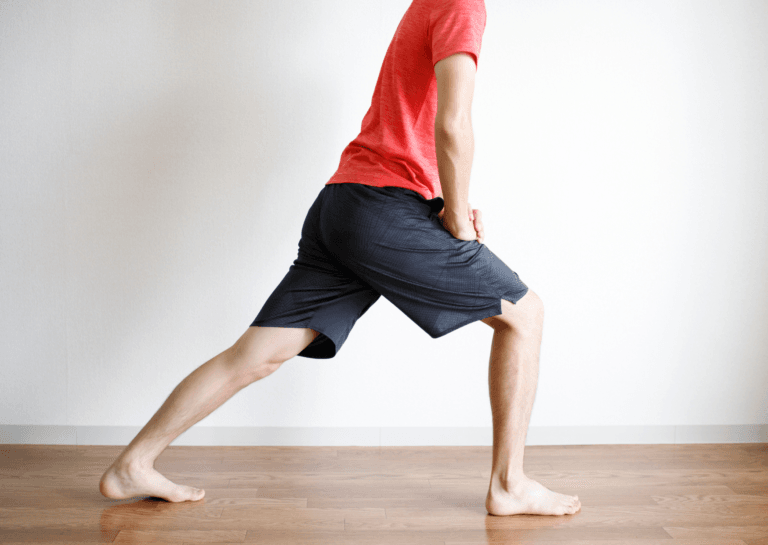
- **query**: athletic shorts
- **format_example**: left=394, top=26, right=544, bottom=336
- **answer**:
left=250, top=182, right=529, bottom=359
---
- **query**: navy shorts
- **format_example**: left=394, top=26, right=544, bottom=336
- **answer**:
left=251, top=183, right=529, bottom=359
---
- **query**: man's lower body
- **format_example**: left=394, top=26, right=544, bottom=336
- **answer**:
left=99, top=183, right=580, bottom=516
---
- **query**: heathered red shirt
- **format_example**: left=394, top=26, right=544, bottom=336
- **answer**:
left=325, top=0, right=486, bottom=201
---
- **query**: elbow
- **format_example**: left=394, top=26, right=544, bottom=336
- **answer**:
left=435, top=115, right=472, bottom=137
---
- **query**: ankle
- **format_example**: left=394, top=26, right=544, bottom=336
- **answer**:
left=114, top=453, right=154, bottom=473
left=490, top=469, right=528, bottom=492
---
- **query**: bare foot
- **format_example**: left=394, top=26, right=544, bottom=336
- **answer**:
left=486, top=475, right=580, bottom=516
left=99, top=461, right=205, bottom=503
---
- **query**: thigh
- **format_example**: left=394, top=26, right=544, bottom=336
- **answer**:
left=251, top=261, right=380, bottom=359
left=319, top=183, right=529, bottom=339
left=232, top=325, right=320, bottom=367
left=249, top=185, right=381, bottom=360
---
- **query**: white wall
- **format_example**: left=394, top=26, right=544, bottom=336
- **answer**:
left=1, top=0, right=766, bottom=441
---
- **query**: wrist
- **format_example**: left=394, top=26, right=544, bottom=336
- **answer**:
left=441, top=208, right=472, bottom=230
left=442, top=207, right=468, bottom=220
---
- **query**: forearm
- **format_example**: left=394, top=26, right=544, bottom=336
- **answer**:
left=435, top=122, right=474, bottom=220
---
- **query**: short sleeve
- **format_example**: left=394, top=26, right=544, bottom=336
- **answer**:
left=429, top=0, right=487, bottom=69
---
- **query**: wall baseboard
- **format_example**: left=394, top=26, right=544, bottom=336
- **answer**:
left=1, top=424, right=766, bottom=446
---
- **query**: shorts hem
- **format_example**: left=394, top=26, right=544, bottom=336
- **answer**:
left=428, top=303, right=502, bottom=339
left=428, top=286, right=530, bottom=339
left=249, top=320, right=339, bottom=360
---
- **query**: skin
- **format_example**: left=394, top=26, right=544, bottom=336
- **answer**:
left=98, top=209, right=580, bottom=515
left=99, top=53, right=580, bottom=517
left=437, top=202, right=483, bottom=243
left=431, top=54, right=579, bottom=515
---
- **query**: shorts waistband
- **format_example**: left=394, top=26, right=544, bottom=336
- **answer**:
left=325, top=183, right=444, bottom=215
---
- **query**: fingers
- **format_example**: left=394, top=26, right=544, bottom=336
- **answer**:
left=472, top=208, right=484, bottom=244
left=441, top=204, right=484, bottom=243
left=468, top=203, right=483, bottom=242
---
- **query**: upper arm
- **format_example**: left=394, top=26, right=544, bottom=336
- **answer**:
left=434, top=52, right=476, bottom=131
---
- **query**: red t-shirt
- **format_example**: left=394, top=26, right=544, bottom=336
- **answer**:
left=325, top=0, right=486, bottom=201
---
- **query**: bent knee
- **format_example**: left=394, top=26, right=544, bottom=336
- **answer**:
left=523, top=289, right=544, bottom=320
left=486, top=289, right=544, bottom=334
left=226, top=343, right=282, bottom=383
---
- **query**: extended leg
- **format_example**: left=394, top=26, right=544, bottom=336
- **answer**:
left=481, top=291, right=581, bottom=516
left=98, top=325, right=319, bottom=502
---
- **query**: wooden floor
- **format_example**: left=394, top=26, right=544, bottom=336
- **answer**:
left=0, top=443, right=766, bottom=544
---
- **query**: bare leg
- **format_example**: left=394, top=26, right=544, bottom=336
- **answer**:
left=481, top=292, right=581, bottom=516
left=99, top=326, right=319, bottom=502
